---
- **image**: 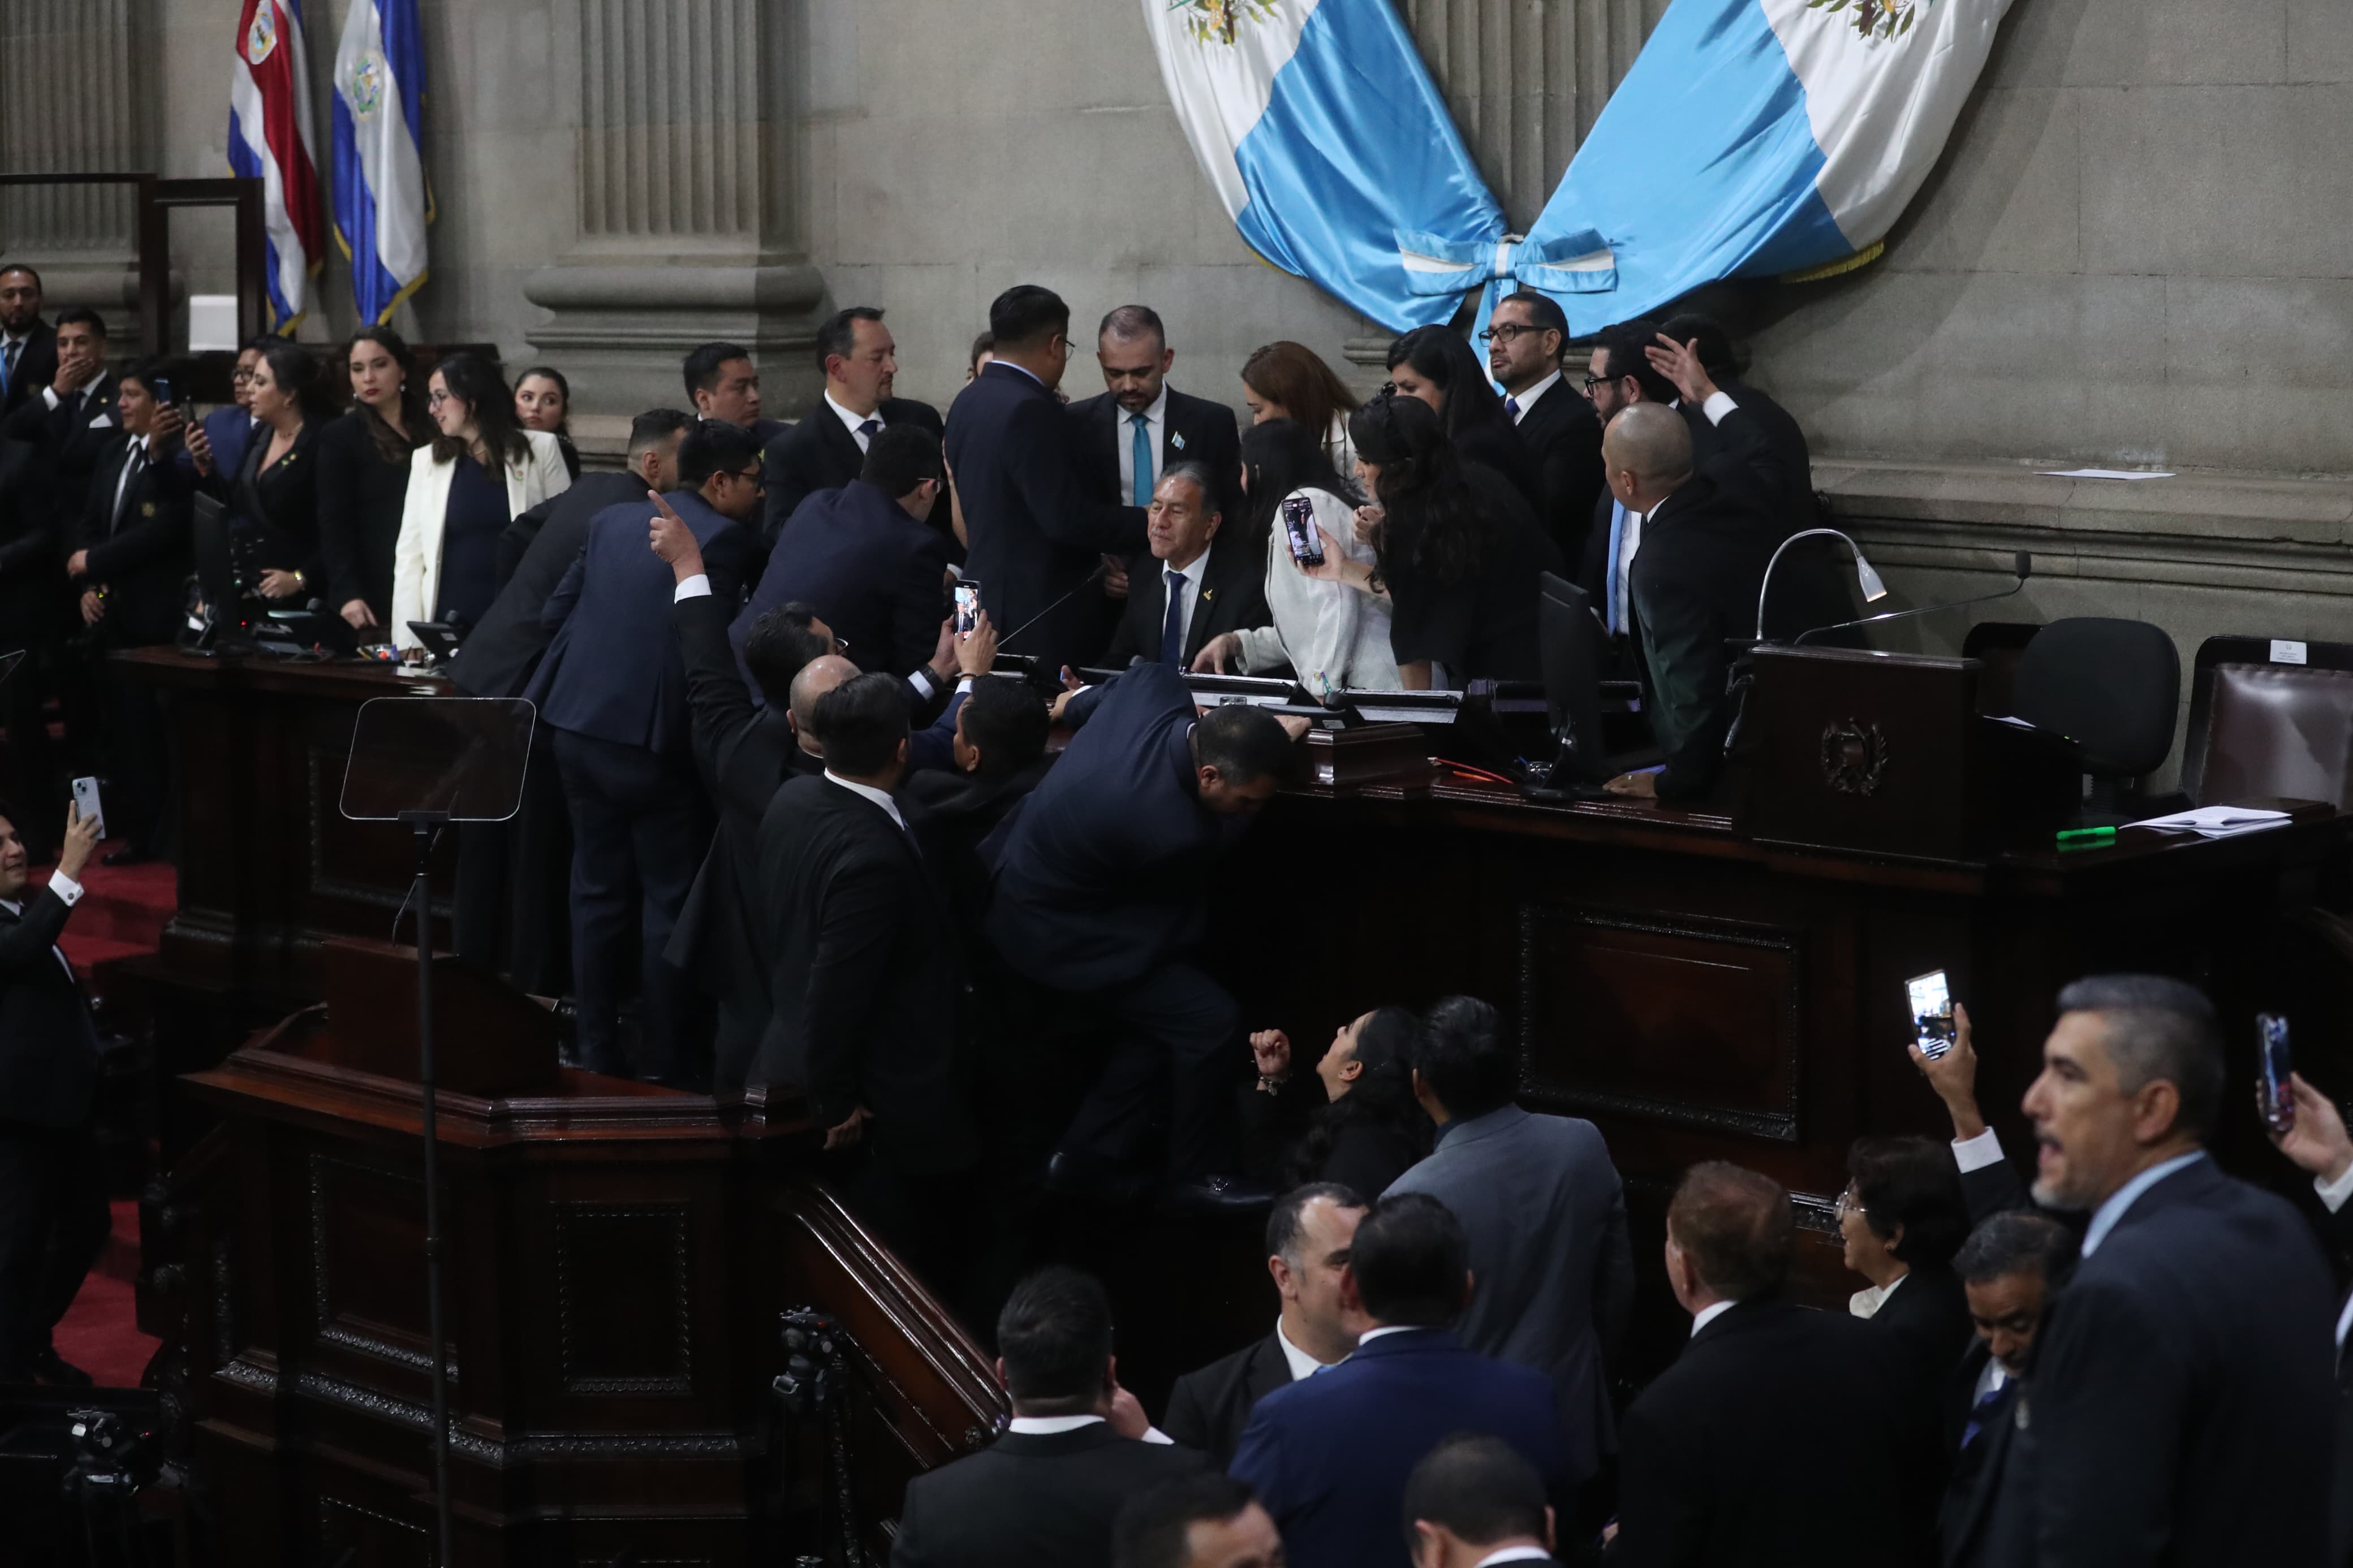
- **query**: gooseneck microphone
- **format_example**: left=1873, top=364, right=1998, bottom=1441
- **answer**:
left=996, top=559, right=1114, bottom=654
left=1790, top=551, right=2033, bottom=647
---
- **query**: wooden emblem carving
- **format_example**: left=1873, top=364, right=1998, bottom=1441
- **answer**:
left=1820, top=718, right=1889, bottom=796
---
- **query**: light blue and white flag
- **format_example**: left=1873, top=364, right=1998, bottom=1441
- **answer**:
left=1143, top=0, right=1503, bottom=331
left=330, top=0, right=430, bottom=324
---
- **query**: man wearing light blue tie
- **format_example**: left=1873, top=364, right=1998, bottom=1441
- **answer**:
left=1067, top=305, right=1242, bottom=528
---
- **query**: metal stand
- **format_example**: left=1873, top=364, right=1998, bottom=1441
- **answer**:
left=401, top=810, right=455, bottom=1567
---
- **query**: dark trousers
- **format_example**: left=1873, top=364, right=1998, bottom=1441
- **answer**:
left=94, top=645, right=170, bottom=853
left=0, top=1121, right=109, bottom=1376
left=454, top=727, right=574, bottom=997
left=549, top=727, right=710, bottom=1081
left=1062, top=961, right=1238, bottom=1182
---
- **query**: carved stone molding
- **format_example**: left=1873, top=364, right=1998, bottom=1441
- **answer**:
left=0, top=0, right=152, bottom=317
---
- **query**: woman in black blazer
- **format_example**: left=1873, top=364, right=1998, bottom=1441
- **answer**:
left=317, top=325, right=427, bottom=635
left=1385, top=324, right=1544, bottom=516
left=205, top=340, right=332, bottom=604
left=1839, top=1134, right=1975, bottom=1393
left=1240, top=1005, right=1433, bottom=1198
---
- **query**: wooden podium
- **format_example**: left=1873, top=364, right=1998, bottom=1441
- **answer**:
left=1736, top=646, right=2080, bottom=861
left=160, top=938, right=1005, bottom=1565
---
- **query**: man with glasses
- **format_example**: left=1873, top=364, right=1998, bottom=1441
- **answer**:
left=527, top=421, right=770, bottom=1085
left=945, top=284, right=1148, bottom=677
left=182, top=339, right=270, bottom=486
left=1483, top=291, right=1604, bottom=563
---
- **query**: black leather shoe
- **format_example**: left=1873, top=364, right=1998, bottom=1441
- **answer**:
left=31, top=1347, right=94, bottom=1387
left=1160, top=1174, right=1275, bottom=1217
left=1043, top=1150, right=1150, bottom=1207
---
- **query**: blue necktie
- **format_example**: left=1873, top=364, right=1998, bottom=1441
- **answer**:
left=856, top=417, right=881, bottom=448
left=1505, top=394, right=1520, bottom=421
left=1131, top=412, right=1154, bottom=507
left=1604, top=502, right=1630, bottom=634
left=1959, top=1381, right=2007, bottom=1449
left=0, top=339, right=16, bottom=397
left=1161, top=568, right=1185, bottom=664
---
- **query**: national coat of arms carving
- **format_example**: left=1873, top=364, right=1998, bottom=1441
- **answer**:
left=1169, top=0, right=1280, bottom=46
left=1804, top=0, right=1932, bottom=41
left=1820, top=718, right=1890, bottom=796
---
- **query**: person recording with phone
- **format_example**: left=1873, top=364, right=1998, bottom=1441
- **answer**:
left=2259, top=1057, right=2353, bottom=1567
left=1192, top=417, right=1395, bottom=699
left=198, top=340, right=334, bottom=606
left=1098, top=463, right=1264, bottom=671
left=62, top=358, right=195, bottom=864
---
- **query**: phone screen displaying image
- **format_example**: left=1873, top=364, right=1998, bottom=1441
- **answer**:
left=2259, top=1013, right=2294, bottom=1133
left=1908, top=970, right=1953, bottom=1059
left=953, top=581, right=981, bottom=636
left=1281, top=496, right=1325, bottom=568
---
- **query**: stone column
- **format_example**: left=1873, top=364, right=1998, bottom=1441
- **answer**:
left=524, top=0, right=828, bottom=417
left=0, top=0, right=150, bottom=321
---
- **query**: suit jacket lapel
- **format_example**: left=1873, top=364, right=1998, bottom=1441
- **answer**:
left=818, top=407, right=864, bottom=485
left=1247, top=1334, right=1292, bottom=1403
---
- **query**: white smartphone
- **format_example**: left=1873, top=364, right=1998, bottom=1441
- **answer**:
left=71, top=776, right=106, bottom=841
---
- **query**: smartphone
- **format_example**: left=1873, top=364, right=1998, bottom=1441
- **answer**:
left=2258, top=1013, right=2295, bottom=1134
left=1281, top=495, right=1325, bottom=568
left=70, top=777, right=107, bottom=841
left=1907, top=969, right=1954, bottom=1059
left=953, top=580, right=981, bottom=637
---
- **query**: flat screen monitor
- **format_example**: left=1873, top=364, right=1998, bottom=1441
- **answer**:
left=1538, top=572, right=1611, bottom=786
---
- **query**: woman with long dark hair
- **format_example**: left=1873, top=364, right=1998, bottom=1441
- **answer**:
left=213, top=339, right=335, bottom=601
left=389, top=354, right=571, bottom=648
left=1385, top=325, right=1543, bottom=513
left=1303, top=393, right=1560, bottom=687
left=1244, top=1006, right=1433, bottom=1198
left=1240, top=339, right=1361, bottom=476
left=1190, top=417, right=1397, bottom=698
left=317, top=325, right=428, bottom=633
left=514, top=364, right=583, bottom=480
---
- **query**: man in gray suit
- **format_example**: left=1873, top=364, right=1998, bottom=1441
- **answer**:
left=1385, top=996, right=1633, bottom=1489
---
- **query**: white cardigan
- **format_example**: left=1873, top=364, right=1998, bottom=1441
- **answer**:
left=390, top=428, right=572, bottom=647
left=1232, top=485, right=1400, bottom=699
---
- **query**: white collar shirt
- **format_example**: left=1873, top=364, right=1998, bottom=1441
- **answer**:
left=1274, top=1317, right=1337, bottom=1381
left=1161, top=542, right=1211, bottom=658
left=824, top=770, right=907, bottom=833
left=111, top=432, right=152, bottom=526
left=1506, top=371, right=1562, bottom=425
left=825, top=390, right=883, bottom=452
left=1689, top=1300, right=1736, bottom=1338
left=1472, top=1548, right=1555, bottom=1568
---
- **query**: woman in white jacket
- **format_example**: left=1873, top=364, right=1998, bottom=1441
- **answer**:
left=390, top=354, right=571, bottom=649
left=1191, top=418, right=1399, bottom=699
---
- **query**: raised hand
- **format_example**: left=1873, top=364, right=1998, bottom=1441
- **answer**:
left=1250, top=1029, right=1292, bottom=1082
left=1645, top=333, right=1719, bottom=408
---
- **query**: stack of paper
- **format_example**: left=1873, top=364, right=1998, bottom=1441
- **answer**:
left=2130, top=806, right=2292, bottom=839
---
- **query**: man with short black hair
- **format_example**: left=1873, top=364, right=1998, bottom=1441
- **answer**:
left=894, top=1267, right=1204, bottom=1568
left=1102, top=461, right=1268, bottom=669
left=1485, top=291, right=1602, bottom=564
left=1940, top=1210, right=2074, bottom=1568
left=1403, top=1433, right=1558, bottom=1568
left=1164, top=1183, right=1369, bottom=1466
left=682, top=340, right=783, bottom=443
left=3, top=307, right=118, bottom=524
left=981, top=662, right=1302, bottom=1212
left=1115, top=1474, right=1284, bottom=1568
left=1069, top=303, right=1242, bottom=521
left=761, top=306, right=945, bottom=539
left=2022, top=974, right=2334, bottom=1566
left=945, top=284, right=1148, bottom=673
left=1610, top=1161, right=1927, bottom=1567
left=1232, top=1193, right=1571, bottom=1568
left=1388, top=996, right=1631, bottom=1487
left=0, top=263, right=54, bottom=417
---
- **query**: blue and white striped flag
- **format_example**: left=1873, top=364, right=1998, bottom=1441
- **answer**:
left=330, top=0, right=430, bottom=324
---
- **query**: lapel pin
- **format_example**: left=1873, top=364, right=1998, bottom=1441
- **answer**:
left=1171, top=431, right=1187, bottom=451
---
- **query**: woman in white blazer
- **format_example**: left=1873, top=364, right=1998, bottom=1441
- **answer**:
left=390, top=354, right=571, bottom=649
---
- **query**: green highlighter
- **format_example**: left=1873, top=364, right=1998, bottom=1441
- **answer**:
left=2055, top=826, right=2118, bottom=849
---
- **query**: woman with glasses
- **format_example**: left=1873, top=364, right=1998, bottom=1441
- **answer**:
left=513, top=364, right=583, bottom=481
left=1385, top=325, right=1544, bottom=516
left=200, top=340, right=335, bottom=603
left=1190, top=417, right=1397, bottom=698
left=317, top=326, right=428, bottom=636
left=1301, top=394, right=1561, bottom=689
left=389, top=354, right=571, bottom=652
left=1837, top=1135, right=1973, bottom=1393
left=1240, top=339, right=1361, bottom=477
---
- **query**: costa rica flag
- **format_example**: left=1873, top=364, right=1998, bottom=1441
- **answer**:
left=228, top=0, right=325, bottom=333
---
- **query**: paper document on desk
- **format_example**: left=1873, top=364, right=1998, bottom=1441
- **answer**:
left=2131, top=805, right=2292, bottom=839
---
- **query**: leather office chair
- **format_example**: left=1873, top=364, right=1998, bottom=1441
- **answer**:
left=2191, top=662, right=2353, bottom=811
left=2177, top=636, right=2353, bottom=804
left=2007, top=617, right=2180, bottom=817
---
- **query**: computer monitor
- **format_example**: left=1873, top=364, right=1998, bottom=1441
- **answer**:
left=189, top=493, right=245, bottom=632
left=1537, top=572, right=1611, bottom=788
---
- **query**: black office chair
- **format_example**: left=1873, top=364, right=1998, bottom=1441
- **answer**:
left=2007, top=617, right=2180, bottom=819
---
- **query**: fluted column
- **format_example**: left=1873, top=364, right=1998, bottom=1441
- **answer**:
left=525, top=0, right=826, bottom=416
left=0, top=0, right=149, bottom=320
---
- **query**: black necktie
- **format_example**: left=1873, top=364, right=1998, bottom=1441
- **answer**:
left=115, top=445, right=145, bottom=530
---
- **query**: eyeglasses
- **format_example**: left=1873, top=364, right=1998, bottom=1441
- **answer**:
left=1580, top=370, right=1621, bottom=394
left=427, top=389, right=454, bottom=406
left=1477, top=323, right=1548, bottom=345
left=727, top=466, right=764, bottom=486
left=1833, top=1190, right=1868, bottom=1222
left=230, top=368, right=256, bottom=385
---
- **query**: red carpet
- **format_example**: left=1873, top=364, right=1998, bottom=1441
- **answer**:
left=37, top=859, right=175, bottom=983
left=54, top=1203, right=158, bottom=1388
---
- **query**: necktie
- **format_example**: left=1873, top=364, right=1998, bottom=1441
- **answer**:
left=1161, top=568, right=1185, bottom=664
left=1131, top=412, right=1154, bottom=508
left=1, top=338, right=17, bottom=395
left=1604, top=502, right=1630, bottom=634
left=856, top=417, right=881, bottom=450
left=1959, top=1382, right=2007, bottom=1450
left=1505, top=394, right=1521, bottom=421
left=114, top=444, right=146, bottom=530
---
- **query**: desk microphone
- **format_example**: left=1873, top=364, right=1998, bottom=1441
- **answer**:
left=1789, top=552, right=2033, bottom=646
left=997, top=559, right=1113, bottom=654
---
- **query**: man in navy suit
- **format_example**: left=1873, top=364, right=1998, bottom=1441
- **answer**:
left=1230, top=1193, right=1573, bottom=1568
left=1067, top=304, right=1242, bottom=524
left=2021, top=975, right=2334, bottom=1567
left=979, top=661, right=1299, bottom=1212
left=684, top=340, right=786, bottom=447
left=181, top=339, right=268, bottom=486
left=760, top=306, right=946, bottom=542
left=731, top=424, right=952, bottom=686
left=528, top=421, right=766, bottom=1082
left=945, top=285, right=1147, bottom=675
left=0, top=264, right=54, bottom=418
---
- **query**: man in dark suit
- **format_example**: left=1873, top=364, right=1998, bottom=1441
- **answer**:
left=2, top=308, right=119, bottom=526
left=2022, top=974, right=2334, bottom=1567
left=1232, top=1193, right=1572, bottom=1568
left=1609, top=1161, right=1929, bottom=1567
left=1657, top=313, right=1819, bottom=534
left=64, top=360, right=195, bottom=862
left=1113, top=1475, right=1285, bottom=1568
left=1938, top=1211, right=2073, bottom=1568
left=1163, top=1182, right=1368, bottom=1467
left=758, top=673, right=978, bottom=1264
left=1100, top=463, right=1267, bottom=671
left=1386, top=996, right=1632, bottom=1489
left=0, top=800, right=106, bottom=1385
left=761, top=306, right=946, bottom=542
left=527, top=422, right=765, bottom=1081
left=1486, top=290, right=1604, bottom=565
left=0, top=433, right=67, bottom=866
left=893, top=1266, right=1205, bottom=1568
left=734, top=424, right=951, bottom=683
left=683, top=340, right=786, bottom=447
left=1404, top=1434, right=1565, bottom=1568
left=0, top=264, right=56, bottom=418
left=945, top=285, right=1147, bottom=675
left=179, top=339, right=268, bottom=486
left=1594, top=405, right=1778, bottom=805
left=979, top=662, right=1299, bottom=1212
left=1068, top=304, right=1242, bottom=523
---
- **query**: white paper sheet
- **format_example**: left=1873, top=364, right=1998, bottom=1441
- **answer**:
left=2039, top=468, right=2176, bottom=481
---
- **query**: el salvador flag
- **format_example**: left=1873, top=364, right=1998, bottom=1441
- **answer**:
left=1143, top=0, right=1503, bottom=333
left=331, top=0, right=432, bottom=326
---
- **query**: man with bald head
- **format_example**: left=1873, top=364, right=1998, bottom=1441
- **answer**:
left=1596, top=403, right=1779, bottom=805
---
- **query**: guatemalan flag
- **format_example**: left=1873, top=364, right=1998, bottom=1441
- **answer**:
left=227, top=0, right=325, bottom=333
left=331, top=0, right=432, bottom=324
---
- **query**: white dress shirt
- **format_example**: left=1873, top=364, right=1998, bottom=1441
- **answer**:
left=1232, top=487, right=1399, bottom=699
left=1472, top=1547, right=1556, bottom=1568
left=1689, top=1299, right=1736, bottom=1338
left=1274, top=1317, right=1337, bottom=1381
left=826, top=390, right=882, bottom=452
left=1972, top=1355, right=2010, bottom=1404
left=1, top=870, right=84, bottom=983
left=1612, top=508, right=1644, bottom=634
left=1848, top=1269, right=1908, bottom=1320
left=1161, top=542, right=1210, bottom=658
left=824, top=770, right=907, bottom=833
left=1116, top=386, right=1170, bottom=504
left=1003, top=1412, right=1175, bottom=1445
left=1506, top=370, right=1562, bottom=425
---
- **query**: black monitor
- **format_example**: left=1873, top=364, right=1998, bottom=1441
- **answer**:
left=188, top=492, right=247, bottom=642
left=1535, top=572, right=1611, bottom=790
